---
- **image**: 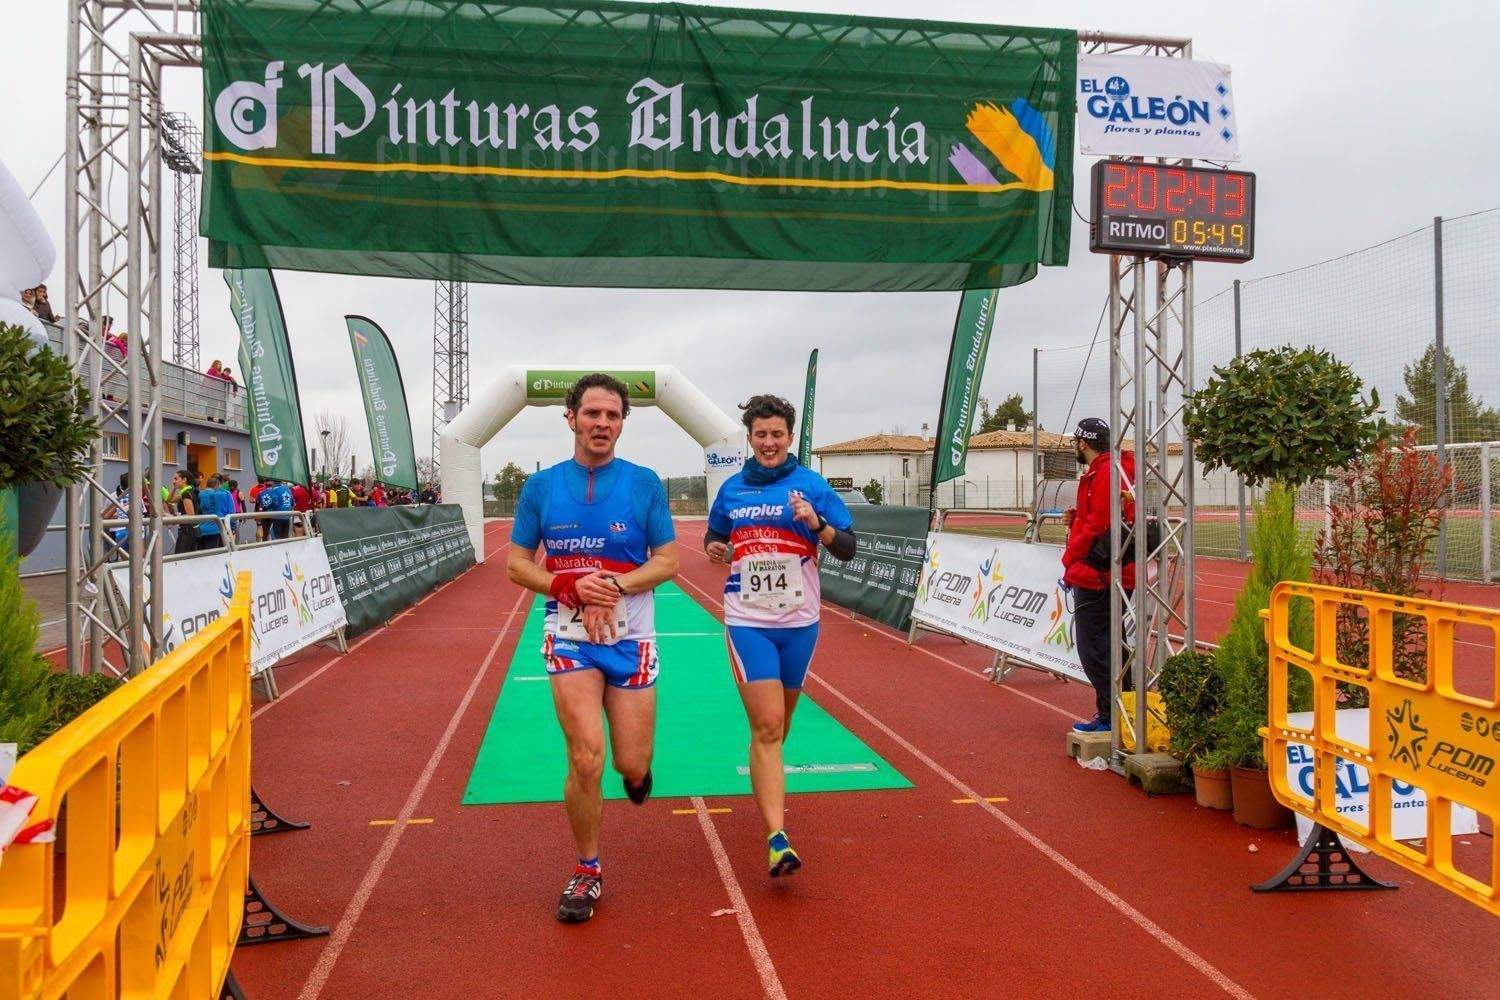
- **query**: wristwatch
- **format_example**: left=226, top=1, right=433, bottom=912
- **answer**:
left=815, top=515, right=829, bottom=534
left=608, top=576, right=628, bottom=597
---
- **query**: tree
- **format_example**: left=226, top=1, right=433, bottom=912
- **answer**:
left=1394, top=343, right=1500, bottom=444
left=314, top=411, right=353, bottom=481
left=1186, top=345, right=1384, bottom=488
left=0, top=323, right=99, bottom=490
left=492, top=461, right=528, bottom=501
left=415, top=455, right=438, bottom=485
left=974, top=393, right=1031, bottom=434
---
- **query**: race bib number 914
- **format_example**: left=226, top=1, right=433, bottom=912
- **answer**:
left=740, top=554, right=804, bottom=612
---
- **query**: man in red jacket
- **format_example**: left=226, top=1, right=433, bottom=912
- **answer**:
left=1062, top=418, right=1135, bottom=733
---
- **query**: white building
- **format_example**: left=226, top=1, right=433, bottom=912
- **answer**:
left=814, top=429, right=1233, bottom=509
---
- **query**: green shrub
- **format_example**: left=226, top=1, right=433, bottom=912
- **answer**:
left=1213, top=485, right=1314, bottom=769
left=862, top=478, right=883, bottom=505
left=0, top=532, right=56, bottom=754
left=0, top=322, right=100, bottom=491
left=1159, top=650, right=1222, bottom=763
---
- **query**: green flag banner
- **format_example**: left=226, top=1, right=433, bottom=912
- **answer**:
left=225, top=268, right=311, bottom=484
left=345, top=316, right=418, bottom=491
left=201, top=0, right=1074, bottom=293
left=797, top=349, right=818, bottom=467
left=931, top=288, right=1000, bottom=488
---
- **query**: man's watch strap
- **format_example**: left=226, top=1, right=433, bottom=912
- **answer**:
left=609, top=576, right=628, bottom=596
left=815, top=516, right=829, bottom=534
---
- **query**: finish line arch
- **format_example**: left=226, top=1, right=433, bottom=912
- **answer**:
left=440, top=366, right=744, bottom=560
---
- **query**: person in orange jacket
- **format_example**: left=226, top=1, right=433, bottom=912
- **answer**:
left=1061, top=418, right=1136, bottom=733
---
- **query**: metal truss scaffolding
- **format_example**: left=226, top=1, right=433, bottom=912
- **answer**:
left=431, top=280, right=470, bottom=478
left=1081, top=32, right=1199, bottom=764
left=64, top=0, right=200, bottom=675
left=66, top=10, right=1200, bottom=704
left=161, top=110, right=201, bottom=370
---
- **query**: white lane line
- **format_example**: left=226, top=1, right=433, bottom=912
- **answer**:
left=807, top=670, right=1254, bottom=1000
left=299, top=587, right=528, bottom=1000
left=671, top=536, right=1249, bottom=997
left=692, top=796, right=787, bottom=1000
left=673, top=526, right=1084, bottom=722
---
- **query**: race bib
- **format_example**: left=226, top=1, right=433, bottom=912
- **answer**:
left=739, top=554, right=804, bottom=611
left=555, top=601, right=629, bottom=645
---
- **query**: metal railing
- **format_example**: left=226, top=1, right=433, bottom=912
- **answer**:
left=43, top=321, right=247, bottom=429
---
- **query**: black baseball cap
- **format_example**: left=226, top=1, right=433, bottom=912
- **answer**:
left=1074, top=418, right=1110, bottom=447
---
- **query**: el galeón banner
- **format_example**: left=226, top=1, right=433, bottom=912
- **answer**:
left=201, top=0, right=1075, bottom=292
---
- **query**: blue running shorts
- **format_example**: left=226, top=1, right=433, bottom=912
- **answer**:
left=543, top=633, right=659, bottom=689
left=725, top=624, right=820, bottom=689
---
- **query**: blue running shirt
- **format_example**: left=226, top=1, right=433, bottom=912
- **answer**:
left=511, top=458, right=674, bottom=642
left=708, top=464, right=852, bottom=628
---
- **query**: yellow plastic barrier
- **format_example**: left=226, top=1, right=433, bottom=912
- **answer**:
left=0, top=573, right=253, bottom=998
left=1263, top=581, right=1499, bottom=915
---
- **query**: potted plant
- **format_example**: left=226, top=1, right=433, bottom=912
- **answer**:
left=0, top=322, right=99, bottom=559
left=1185, top=345, right=1384, bottom=829
left=1159, top=649, right=1231, bottom=809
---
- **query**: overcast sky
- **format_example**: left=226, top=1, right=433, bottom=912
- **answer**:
left=7, top=1, right=1500, bottom=480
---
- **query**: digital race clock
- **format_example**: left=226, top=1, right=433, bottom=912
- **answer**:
left=1089, top=161, right=1256, bottom=262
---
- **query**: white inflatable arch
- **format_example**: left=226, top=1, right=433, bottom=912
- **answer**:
left=439, top=366, right=744, bottom=560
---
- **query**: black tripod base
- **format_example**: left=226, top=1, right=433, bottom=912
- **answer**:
left=239, top=876, right=331, bottom=946
left=1252, top=823, right=1398, bottom=893
left=250, top=785, right=311, bottom=836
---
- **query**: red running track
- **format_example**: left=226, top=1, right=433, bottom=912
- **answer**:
left=231, top=519, right=1500, bottom=998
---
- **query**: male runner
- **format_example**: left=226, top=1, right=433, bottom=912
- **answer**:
left=506, top=373, right=679, bottom=923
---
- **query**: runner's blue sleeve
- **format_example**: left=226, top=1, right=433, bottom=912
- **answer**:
left=510, top=471, right=548, bottom=549
left=817, top=477, right=854, bottom=531
left=707, top=479, right=733, bottom=537
left=633, top=468, right=676, bottom=547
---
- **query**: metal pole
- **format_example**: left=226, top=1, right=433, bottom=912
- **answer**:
left=1107, top=254, right=1126, bottom=760
left=1233, top=278, right=1248, bottom=561
left=1182, top=262, right=1196, bottom=650
left=1131, top=256, right=1149, bottom=756
left=1031, top=347, right=1040, bottom=509
left=147, top=57, right=165, bottom=658
left=1433, top=216, right=1448, bottom=577
left=126, top=35, right=146, bottom=673
left=1482, top=441, right=1493, bottom=583
left=63, top=0, right=83, bottom=674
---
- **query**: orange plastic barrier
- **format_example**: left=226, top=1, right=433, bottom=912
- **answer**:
left=1263, top=581, right=1499, bottom=915
left=0, top=573, right=252, bottom=998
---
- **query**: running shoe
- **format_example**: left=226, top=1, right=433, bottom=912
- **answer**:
left=768, top=831, right=802, bottom=879
left=1072, top=714, right=1110, bottom=733
left=556, top=866, right=603, bottom=923
left=623, top=769, right=653, bottom=805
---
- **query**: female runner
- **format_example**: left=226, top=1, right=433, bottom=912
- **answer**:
left=705, top=394, right=857, bottom=876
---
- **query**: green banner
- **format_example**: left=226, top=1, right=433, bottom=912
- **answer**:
left=201, top=0, right=1074, bottom=293
left=797, top=349, right=818, bottom=467
left=931, top=288, right=1000, bottom=488
left=525, top=369, right=656, bottom=402
left=225, top=268, right=311, bottom=484
left=346, top=316, right=418, bottom=491
left=818, top=505, right=930, bottom=630
left=317, top=504, right=476, bottom=636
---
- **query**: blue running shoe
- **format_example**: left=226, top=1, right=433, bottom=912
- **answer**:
left=768, top=830, right=802, bottom=878
left=1072, top=714, right=1110, bottom=733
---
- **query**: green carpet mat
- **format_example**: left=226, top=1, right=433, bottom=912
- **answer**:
left=462, top=584, right=912, bottom=804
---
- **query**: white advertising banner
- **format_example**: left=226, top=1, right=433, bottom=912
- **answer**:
left=1283, top=709, right=1479, bottom=851
left=1078, top=54, right=1239, bottom=161
left=912, top=533, right=1088, bottom=683
left=107, top=538, right=346, bottom=676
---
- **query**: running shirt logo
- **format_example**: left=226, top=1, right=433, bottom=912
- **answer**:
left=609, top=521, right=628, bottom=533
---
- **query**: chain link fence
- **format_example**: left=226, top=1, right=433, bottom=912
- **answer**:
left=1032, top=208, right=1500, bottom=582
